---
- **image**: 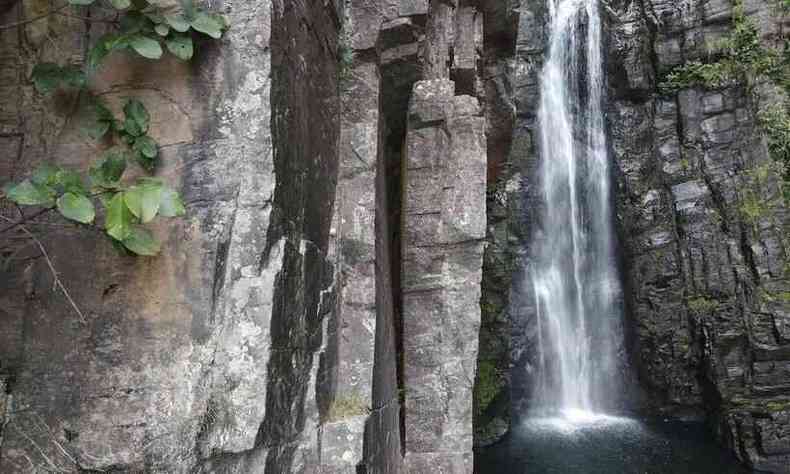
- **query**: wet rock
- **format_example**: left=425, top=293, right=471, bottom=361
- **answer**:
left=607, top=0, right=790, bottom=470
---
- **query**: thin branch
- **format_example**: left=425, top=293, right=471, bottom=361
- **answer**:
left=10, top=422, right=62, bottom=473
left=0, top=4, right=69, bottom=31
left=25, top=226, right=87, bottom=323
left=54, top=11, right=119, bottom=24
left=32, top=414, right=78, bottom=467
left=0, top=215, right=87, bottom=324
left=1, top=189, right=114, bottom=234
left=0, top=207, right=52, bottom=234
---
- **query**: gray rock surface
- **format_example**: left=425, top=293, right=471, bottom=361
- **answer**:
left=607, top=1, right=790, bottom=470
left=402, top=80, right=486, bottom=474
left=473, top=0, right=550, bottom=443
left=0, top=0, right=489, bottom=472
left=0, top=0, right=343, bottom=471
left=3, top=0, right=785, bottom=472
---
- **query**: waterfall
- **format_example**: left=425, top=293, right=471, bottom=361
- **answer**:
left=530, top=0, right=622, bottom=420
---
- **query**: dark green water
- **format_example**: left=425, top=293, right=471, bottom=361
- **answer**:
left=475, top=416, right=752, bottom=474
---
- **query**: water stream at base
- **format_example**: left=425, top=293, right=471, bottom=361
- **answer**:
left=530, top=0, right=621, bottom=419
left=474, top=418, right=751, bottom=474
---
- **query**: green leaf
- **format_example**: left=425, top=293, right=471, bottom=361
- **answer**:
left=109, top=0, right=131, bottom=9
left=98, top=192, right=114, bottom=209
left=81, top=100, right=114, bottom=140
left=105, top=192, right=134, bottom=240
left=31, top=163, right=62, bottom=186
left=129, top=35, right=163, bottom=60
left=123, top=117, right=143, bottom=136
left=133, top=135, right=158, bottom=159
left=57, top=192, right=95, bottom=224
left=122, top=226, right=160, bottom=255
left=123, top=98, right=150, bottom=137
left=154, top=24, right=170, bottom=36
left=120, top=11, right=151, bottom=33
left=137, top=176, right=164, bottom=186
left=103, top=149, right=130, bottom=182
left=30, top=63, right=86, bottom=94
left=144, top=11, right=166, bottom=24
left=90, top=148, right=128, bottom=188
left=135, top=154, right=156, bottom=172
left=85, top=120, right=111, bottom=140
left=191, top=11, right=223, bottom=39
left=55, top=169, right=88, bottom=195
left=124, top=181, right=162, bottom=223
left=159, top=187, right=185, bottom=217
left=108, top=233, right=132, bottom=254
left=125, top=98, right=148, bottom=122
left=165, top=34, right=193, bottom=60
left=31, top=63, right=62, bottom=94
left=4, top=180, right=55, bottom=207
left=61, top=65, right=86, bottom=89
left=215, top=13, right=231, bottom=30
left=68, top=0, right=95, bottom=5
left=89, top=34, right=130, bottom=69
left=165, top=13, right=190, bottom=32
left=93, top=100, right=114, bottom=121
left=88, top=167, right=106, bottom=189
left=111, top=119, right=125, bottom=133
left=108, top=35, right=133, bottom=51
left=88, top=41, right=110, bottom=70
left=181, top=0, right=197, bottom=20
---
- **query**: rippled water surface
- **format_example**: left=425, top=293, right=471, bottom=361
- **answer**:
left=475, top=416, right=751, bottom=474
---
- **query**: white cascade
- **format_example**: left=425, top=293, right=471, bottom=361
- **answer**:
left=531, top=0, right=622, bottom=421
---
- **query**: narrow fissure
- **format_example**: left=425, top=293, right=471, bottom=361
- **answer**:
left=378, top=15, right=425, bottom=452
left=381, top=66, right=410, bottom=457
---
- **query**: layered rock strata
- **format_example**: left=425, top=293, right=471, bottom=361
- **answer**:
left=609, top=1, right=790, bottom=470
left=475, top=1, right=790, bottom=472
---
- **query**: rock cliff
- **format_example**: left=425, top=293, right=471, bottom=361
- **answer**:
left=477, top=0, right=790, bottom=472
left=610, top=0, right=790, bottom=471
left=1, top=0, right=347, bottom=471
left=0, top=0, right=486, bottom=472
left=0, top=0, right=787, bottom=473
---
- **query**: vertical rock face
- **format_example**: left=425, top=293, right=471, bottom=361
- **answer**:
left=476, top=0, right=551, bottom=436
left=0, top=0, right=488, bottom=472
left=323, top=57, right=379, bottom=474
left=472, top=0, right=520, bottom=447
left=336, top=3, right=406, bottom=474
left=401, top=80, right=487, bottom=473
left=0, top=0, right=343, bottom=471
left=607, top=0, right=790, bottom=471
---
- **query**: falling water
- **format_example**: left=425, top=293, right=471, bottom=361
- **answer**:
left=530, top=0, right=622, bottom=419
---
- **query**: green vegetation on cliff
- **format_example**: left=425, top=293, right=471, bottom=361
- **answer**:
left=323, top=394, right=370, bottom=422
left=475, top=359, right=505, bottom=418
left=661, top=0, right=790, bottom=193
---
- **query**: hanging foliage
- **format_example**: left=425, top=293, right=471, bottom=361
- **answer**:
left=1, top=0, right=228, bottom=255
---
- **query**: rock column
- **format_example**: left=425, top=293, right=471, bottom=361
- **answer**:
left=401, top=79, right=487, bottom=472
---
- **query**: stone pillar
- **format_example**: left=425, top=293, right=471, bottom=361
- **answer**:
left=320, top=42, right=381, bottom=474
left=0, top=375, right=7, bottom=449
left=401, top=79, right=487, bottom=473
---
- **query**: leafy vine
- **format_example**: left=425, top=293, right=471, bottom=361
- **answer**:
left=660, top=0, right=790, bottom=194
left=1, top=0, right=228, bottom=256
